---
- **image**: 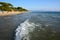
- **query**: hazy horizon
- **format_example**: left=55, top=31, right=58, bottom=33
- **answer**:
left=0, top=0, right=60, bottom=11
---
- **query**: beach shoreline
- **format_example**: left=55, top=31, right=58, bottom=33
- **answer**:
left=0, top=11, right=28, bottom=16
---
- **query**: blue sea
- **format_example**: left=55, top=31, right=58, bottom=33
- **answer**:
left=0, top=11, right=60, bottom=40
left=15, top=11, right=60, bottom=40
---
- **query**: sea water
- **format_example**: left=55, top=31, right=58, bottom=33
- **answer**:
left=15, top=11, right=60, bottom=40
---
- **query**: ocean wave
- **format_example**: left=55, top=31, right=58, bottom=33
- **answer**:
left=15, top=12, right=60, bottom=40
left=15, top=19, right=56, bottom=40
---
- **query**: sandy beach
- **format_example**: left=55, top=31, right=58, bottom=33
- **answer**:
left=0, top=11, right=26, bottom=16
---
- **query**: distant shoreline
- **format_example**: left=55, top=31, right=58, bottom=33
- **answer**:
left=0, top=11, right=28, bottom=16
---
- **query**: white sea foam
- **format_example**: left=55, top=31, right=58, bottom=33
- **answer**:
left=15, top=13, right=58, bottom=40
left=15, top=19, right=41, bottom=40
left=15, top=19, right=55, bottom=40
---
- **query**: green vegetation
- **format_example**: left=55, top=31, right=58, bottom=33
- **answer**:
left=0, top=2, right=28, bottom=11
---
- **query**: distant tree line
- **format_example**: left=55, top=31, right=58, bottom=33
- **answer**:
left=0, top=2, right=28, bottom=11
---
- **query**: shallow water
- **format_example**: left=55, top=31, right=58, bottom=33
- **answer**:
left=15, top=12, right=60, bottom=40
left=0, top=11, right=60, bottom=40
left=0, top=13, right=29, bottom=40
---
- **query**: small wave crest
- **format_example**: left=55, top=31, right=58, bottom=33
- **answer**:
left=15, top=19, right=37, bottom=40
left=15, top=18, right=56, bottom=40
left=15, top=19, right=43, bottom=40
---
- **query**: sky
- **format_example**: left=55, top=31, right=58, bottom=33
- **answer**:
left=0, top=0, right=60, bottom=11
